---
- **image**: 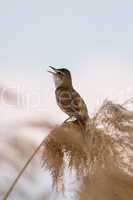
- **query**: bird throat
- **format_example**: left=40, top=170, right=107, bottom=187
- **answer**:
left=53, top=76, right=63, bottom=89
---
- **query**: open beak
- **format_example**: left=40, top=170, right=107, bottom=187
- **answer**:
left=48, top=66, right=58, bottom=75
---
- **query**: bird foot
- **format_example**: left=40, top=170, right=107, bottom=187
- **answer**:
left=63, top=116, right=76, bottom=124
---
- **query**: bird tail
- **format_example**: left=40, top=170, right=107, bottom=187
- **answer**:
left=78, top=115, right=91, bottom=136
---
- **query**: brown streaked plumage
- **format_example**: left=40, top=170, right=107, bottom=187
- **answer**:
left=48, top=66, right=89, bottom=127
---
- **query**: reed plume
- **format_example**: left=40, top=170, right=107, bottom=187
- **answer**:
left=42, top=99, right=133, bottom=199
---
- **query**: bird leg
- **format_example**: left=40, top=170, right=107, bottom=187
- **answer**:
left=63, top=116, right=72, bottom=124
left=63, top=117, right=87, bottom=139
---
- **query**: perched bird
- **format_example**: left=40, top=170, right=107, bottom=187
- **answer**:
left=48, top=66, right=89, bottom=130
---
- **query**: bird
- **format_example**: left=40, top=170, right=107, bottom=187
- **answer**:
left=48, top=66, right=90, bottom=132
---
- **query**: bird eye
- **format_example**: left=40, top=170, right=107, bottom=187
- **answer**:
left=58, top=71, right=63, bottom=75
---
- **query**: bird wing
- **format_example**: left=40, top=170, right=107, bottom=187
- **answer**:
left=71, top=90, right=88, bottom=120
left=55, top=88, right=88, bottom=120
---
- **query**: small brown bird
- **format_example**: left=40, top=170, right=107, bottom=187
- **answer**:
left=48, top=66, right=89, bottom=129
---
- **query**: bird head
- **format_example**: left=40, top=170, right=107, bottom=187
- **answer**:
left=48, top=66, right=72, bottom=88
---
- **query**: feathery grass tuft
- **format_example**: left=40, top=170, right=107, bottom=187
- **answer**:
left=42, top=99, right=133, bottom=198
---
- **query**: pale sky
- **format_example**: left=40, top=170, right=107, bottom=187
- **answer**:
left=0, top=0, right=133, bottom=121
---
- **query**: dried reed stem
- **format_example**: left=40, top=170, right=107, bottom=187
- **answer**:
left=2, top=138, right=45, bottom=200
